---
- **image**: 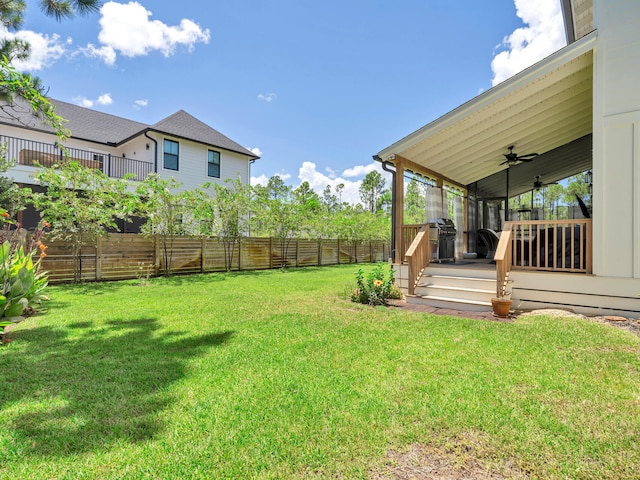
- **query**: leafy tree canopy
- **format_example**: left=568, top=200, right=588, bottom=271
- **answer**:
left=0, top=0, right=100, bottom=135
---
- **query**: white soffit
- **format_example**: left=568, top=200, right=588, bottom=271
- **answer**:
left=378, top=31, right=596, bottom=188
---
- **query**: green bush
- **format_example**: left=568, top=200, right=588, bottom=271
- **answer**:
left=351, top=263, right=403, bottom=306
left=0, top=212, right=49, bottom=338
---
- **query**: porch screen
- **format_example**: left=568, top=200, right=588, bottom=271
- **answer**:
left=453, top=195, right=464, bottom=259
left=425, top=186, right=444, bottom=221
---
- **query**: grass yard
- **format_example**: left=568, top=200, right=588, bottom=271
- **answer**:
left=1, top=264, right=639, bottom=479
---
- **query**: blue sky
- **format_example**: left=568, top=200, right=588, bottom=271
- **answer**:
left=5, top=0, right=566, bottom=204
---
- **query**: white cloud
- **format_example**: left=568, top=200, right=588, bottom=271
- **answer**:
left=97, top=93, right=113, bottom=105
left=324, top=166, right=337, bottom=179
left=72, top=93, right=113, bottom=108
left=491, top=0, right=566, bottom=86
left=79, top=43, right=117, bottom=66
left=133, top=99, right=149, bottom=109
left=251, top=162, right=392, bottom=206
left=93, top=1, right=210, bottom=63
left=74, top=96, right=94, bottom=108
left=342, top=162, right=379, bottom=178
left=250, top=172, right=290, bottom=187
left=250, top=174, right=269, bottom=187
left=298, top=161, right=391, bottom=206
left=257, top=93, right=277, bottom=103
left=1, top=27, right=67, bottom=71
left=248, top=147, right=262, bottom=157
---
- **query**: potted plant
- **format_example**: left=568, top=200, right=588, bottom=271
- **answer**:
left=491, top=273, right=513, bottom=317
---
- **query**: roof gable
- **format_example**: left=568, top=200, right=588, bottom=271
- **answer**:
left=150, top=110, right=256, bottom=158
left=0, top=98, right=259, bottom=159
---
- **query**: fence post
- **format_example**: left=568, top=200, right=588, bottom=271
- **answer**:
left=318, top=239, right=322, bottom=267
left=296, top=239, right=299, bottom=267
left=337, top=238, right=340, bottom=265
left=154, top=235, right=160, bottom=276
left=200, top=236, right=206, bottom=273
left=269, top=237, right=273, bottom=269
left=95, top=236, right=103, bottom=281
left=238, top=237, right=242, bottom=271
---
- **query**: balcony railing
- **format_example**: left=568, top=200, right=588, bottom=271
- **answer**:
left=1, top=135, right=155, bottom=181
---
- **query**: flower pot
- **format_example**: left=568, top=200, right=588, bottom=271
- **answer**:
left=491, top=298, right=512, bottom=317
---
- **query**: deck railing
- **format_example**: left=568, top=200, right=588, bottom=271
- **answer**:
left=495, top=219, right=592, bottom=298
left=404, top=224, right=431, bottom=295
left=401, top=224, right=423, bottom=261
left=1, top=135, right=155, bottom=181
left=505, top=219, right=592, bottom=274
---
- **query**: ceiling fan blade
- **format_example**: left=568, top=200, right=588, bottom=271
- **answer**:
left=518, top=153, right=539, bottom=159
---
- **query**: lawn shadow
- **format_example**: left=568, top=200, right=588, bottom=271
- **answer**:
left=0, top=319, right=234, bottom=458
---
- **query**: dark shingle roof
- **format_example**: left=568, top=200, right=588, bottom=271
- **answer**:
left=0, top=98, right=259, bottom=159
left=54, top=100, right=149, bottom=144
left=150, top=110, right=256, bottom=158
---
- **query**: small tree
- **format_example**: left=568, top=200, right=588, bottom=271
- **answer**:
left=404, top=177, right=426, bottom=224
left=359, top=170, right=387, bottom=213
left=252, top=176, right=300, bottom=269
left=187, top=178, right=251, bottom=271
left=136, top=175, right=186, bottom=276
left=31, top=160, right=134, bottom=283
left=292, top=181, right=321, bottom=239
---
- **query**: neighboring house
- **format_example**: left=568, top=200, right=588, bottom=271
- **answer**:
left=0, top=99, right=259, bottom=229
left=375, top=0, right=640, bottom=316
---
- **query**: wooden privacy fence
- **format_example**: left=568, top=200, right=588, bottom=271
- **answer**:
left=39, top=234, right=391, bottom=283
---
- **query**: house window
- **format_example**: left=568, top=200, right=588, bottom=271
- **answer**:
left=208, top=150, right=220, bottom=178
left=164, top=139, right=179, bottom=171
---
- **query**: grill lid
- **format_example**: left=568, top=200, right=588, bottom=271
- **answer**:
left=428, top=218, right=456, bottom=231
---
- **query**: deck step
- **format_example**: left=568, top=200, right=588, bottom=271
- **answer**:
left=418, top=284, right=495, bottom=294
left=419, top=276, right=495, bottom=288
left=407, top=294, right=492, bottom=312
left=409, top=266, right=497, bottom=311
left=422, top=274, right=495, bottom=282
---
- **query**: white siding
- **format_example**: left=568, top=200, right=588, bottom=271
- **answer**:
left=592, top=0, right=640, bottom=278
left=155, top=134, right=250, bottom=191
left=1, top=125, right=251, bottom=190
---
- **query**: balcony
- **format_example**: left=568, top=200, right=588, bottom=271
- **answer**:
left=1, top=135, right=155, bottom=181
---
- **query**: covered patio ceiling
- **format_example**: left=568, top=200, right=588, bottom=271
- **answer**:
left=377, top=32, right=596, bottom=199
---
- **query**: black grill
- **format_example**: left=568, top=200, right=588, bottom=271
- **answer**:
left=428, top=218, right=457, bottom=262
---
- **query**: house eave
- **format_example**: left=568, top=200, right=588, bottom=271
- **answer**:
left=378, top=30, right=597, bottom=158
left=376, top=30, right=597, bottom=191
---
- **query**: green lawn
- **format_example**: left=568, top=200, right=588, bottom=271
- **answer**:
left=1, top=265, right=639, bottom=479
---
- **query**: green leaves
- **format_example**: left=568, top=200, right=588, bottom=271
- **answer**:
left=351, top=263, right=401, bottom=306
left=0, top=235, right=48, bottom=330
left=0, top=58, right=69, bottom=138
left=32, top=160, right=134, bottom=282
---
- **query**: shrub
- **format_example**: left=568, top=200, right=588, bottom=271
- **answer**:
left=0, top=212, right=49, bottom=338
left=351, top=263, right=402, bottom=306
